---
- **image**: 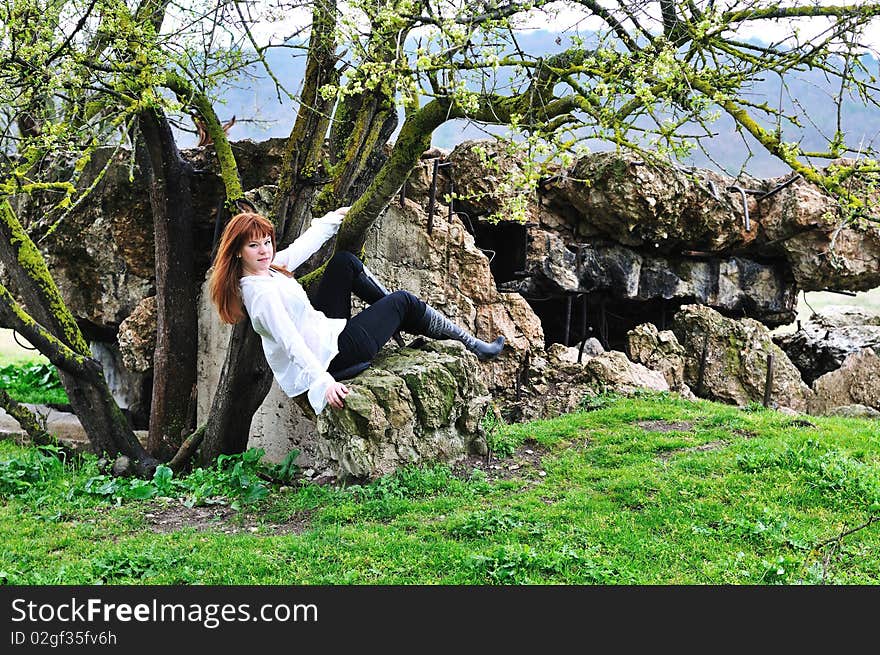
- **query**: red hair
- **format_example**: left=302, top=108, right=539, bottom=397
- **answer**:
left=209, top=212, right=279, bottom=324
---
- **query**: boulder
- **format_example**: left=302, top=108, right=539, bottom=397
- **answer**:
left=626, top=322, right=692, bottom=396
left=117, top=296, right=157, bottom=374
left=582, top=350, right=670, bottom=394
left=773, top=322, right=880, bottom=384
left=315, top=341, right=491, bottom=480
left=672, top=304, right=813, bottom=410
left=808, top=305, right=880, bottom=328
left=825, top=404, right=880, bottom=419
left=810, top=349, right=880, bottom=415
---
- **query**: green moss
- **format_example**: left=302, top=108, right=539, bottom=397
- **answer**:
left=0, top=201, right=89, bottom=355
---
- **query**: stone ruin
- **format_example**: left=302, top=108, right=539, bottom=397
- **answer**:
left=11, top=137, right=880, bottom=480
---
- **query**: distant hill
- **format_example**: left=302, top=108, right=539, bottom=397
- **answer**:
left=193, top=30, right=880, bottom=179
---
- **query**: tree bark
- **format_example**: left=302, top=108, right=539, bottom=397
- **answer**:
left=136, top=109, right=198, bottom=461
left=274, top=0, right=339, bottom=242
left=197, top=320, right=274, bottom=464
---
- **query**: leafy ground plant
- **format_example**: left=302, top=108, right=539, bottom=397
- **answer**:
left=0, top=362, right=68, bottom=405
left=1, top=393, right=879, bottom=584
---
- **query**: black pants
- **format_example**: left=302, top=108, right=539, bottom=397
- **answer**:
left=311, top=252, right=427, bottom=377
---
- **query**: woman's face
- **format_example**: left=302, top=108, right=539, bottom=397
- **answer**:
left=239, top=233, right=274, bottom=276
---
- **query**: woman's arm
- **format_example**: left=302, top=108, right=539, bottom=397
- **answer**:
left=273, top=206, right=350, bottom=271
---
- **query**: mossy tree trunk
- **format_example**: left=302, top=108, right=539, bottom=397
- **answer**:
left=136, top=109, right=198, bottom=461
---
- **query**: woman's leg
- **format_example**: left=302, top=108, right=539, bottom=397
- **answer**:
left=312, top=251, right=397, bottom=319
left=328, top=288, right=506, bottom=378
left=311, top=251, right=362, bottom=319
left=328, top=291, right=426, bottom=375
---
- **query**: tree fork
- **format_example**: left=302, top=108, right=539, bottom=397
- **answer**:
left=274, top=0, right=339, bottom=242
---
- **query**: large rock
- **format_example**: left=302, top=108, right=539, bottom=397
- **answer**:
left=626, top=322, right=691, bottom=395
left=810, top=349, right=880, bottom=415
left=552, top=151, right=752, bottom=250
left=362, top=201, right=544, bottom=392
left=808, top=305, right=880, bottom=329
left=449, top=144, right=880, bottom=294
left=117, top=296, right=157, bottom=374
left=502, top=228, right=796, bottom=325
left=582, top=350, right=670, bottom=394
left=562, top=152, right=880, bottom=292
left=773, top=321, right=880, bottom=384
left=315, top=341, right=491, bottom=480
left=672, top=304, right=813, bottom=411
left=445, top=140, right=541, bottom=224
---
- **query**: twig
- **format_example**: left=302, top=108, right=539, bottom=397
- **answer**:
left=167, top=425, right=206, bottom=473
left=813, top=515, right=879, bottom=583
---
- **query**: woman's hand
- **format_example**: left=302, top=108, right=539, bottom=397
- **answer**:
left=325, top=381, right=350, bottom=409
left=335, top=206, right=351, bottom=217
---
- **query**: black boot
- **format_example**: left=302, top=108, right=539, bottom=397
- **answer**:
left=353, top=264, right=406, bottom=347
left=418, top=305, right=505, bottom=361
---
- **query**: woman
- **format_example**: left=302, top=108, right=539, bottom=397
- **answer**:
left=209, top=208, right=505, bottom=415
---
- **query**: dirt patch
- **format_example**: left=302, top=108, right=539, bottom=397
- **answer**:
left=636, top=420, right=694, bottom=432
left=451, top=439, right=549, bottom=484
left=656, top=440, right=728, bottom=460
left=143, top=499, right=310, bottom=536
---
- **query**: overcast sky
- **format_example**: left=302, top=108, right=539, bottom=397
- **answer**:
left=234, top=1, right=880, bottom=54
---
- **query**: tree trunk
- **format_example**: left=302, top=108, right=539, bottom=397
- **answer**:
left=274, top=0, right=339, bottom=242
left=136, top=109, right=198, bottom=461
left=336, top=100, right=449, bottom=253
left=197, top=321, right=274, bottom=464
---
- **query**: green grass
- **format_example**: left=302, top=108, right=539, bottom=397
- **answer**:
left=1, top=392, right=879, bottom=585
left=0, top=328, right=68, bottom=405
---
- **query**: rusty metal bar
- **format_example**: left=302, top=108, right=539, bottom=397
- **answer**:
left=763, top=353, right=774, bottom=407
left=578, top=294, right=588, bottom=363
left=426, top=158, right=440, bottom=234
left=706, top=179, right=720, bottom=200
left=564, top=294, right=573, bottom=346
left=820, top=288, right=857, bottom=297
left=448, top=178, right=454, bottom=222
left=758, top=173, right=801, bottom=201
left=696, top=334, right=709, bottom=397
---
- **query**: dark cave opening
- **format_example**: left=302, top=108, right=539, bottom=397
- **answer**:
left=471, top=219, right=791, bottom=352
left=471, top=220, right=529, bottom=284
left=521, top=293, right=690, bottom=352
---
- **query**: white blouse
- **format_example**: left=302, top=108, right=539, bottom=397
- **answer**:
left=239, top=209, right=348, bottom=415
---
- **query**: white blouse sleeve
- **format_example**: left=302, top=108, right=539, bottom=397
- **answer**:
left=273, top=209, right=345, bottom=271
left=249, top=287, right=336, bottom=414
